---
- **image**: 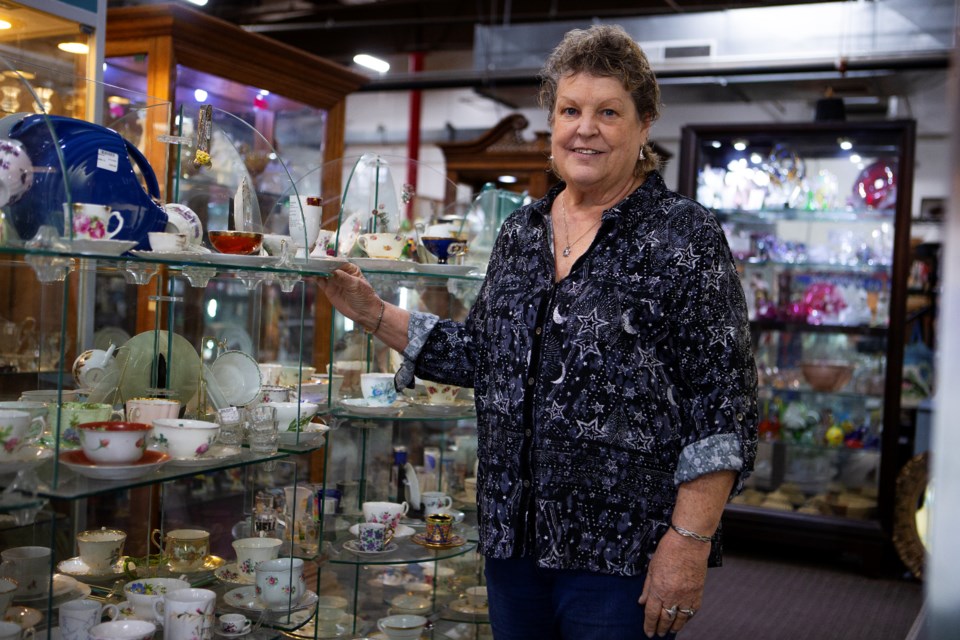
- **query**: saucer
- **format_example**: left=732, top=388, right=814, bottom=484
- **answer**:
left=223, top=586, right=318, bottom=614
left=57, top=556, right=131, bottom=583
left=60, top=449, right=170, bottom=480
left=202, top=253, right=279, bottom=268
left=13, top=574, right=79, bottom=603
left=211, top=351, right=262, bottom=406
left=214, top=563, right=254, bottom=585
left=338, top=398, right=408, bottom=417
left=343, top=539, right=399, bottom=556
left=69, top=239, right=139, bottom=256
left=298, top=255, right=349, bottom=275
left=414, top=263, right=478, bottom=276
left=348, top=523, right=416, bottom=538
left=0, top=446, right=54, bottom=475
left=214, top=627, right=252, bottom=638
left=410, top=533, right=466, bottom=550
left=162, top=445, right=243, bottom=467
left=279, top=423, right=329, bottom=446
left=161, top=555, right=225, bottom=578
left=406, top=398, right=475, bottom=416
left=3, top=606, right=42, bottom=629
left=350, top=257, right=416, bottom=272
left=447, top=599, right=490, bottom=617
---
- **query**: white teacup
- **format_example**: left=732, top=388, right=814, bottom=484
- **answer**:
left=66, top=203, right=125, bottom=240
left=376, top=614, right=427, bottom=640
left=362, top=501, right=409, bottom=536
left=258, top=385, right=291, bottom=403
left=465, top=585, right=488, bottom=608
left=0, top=577, right=17, bottom=617
left=289, top=195, right=322, bottom=251
left=148, top=232, right=188, bottom=253
left=0, top=410, right=42, bottom=460
left=122, top=577, right=190, bottom=625
left=255, top=558, right=305, bottom=609
left=162, top=588, right=215, bottom=640
left=125, top=398, right=180, bottom=424
left=88, top=619, right=154, bottom=640
left=231, top=537, right=282, bottom=577
left=72, top=345, right=118, bottom=388
left=263, top=401, right=319, bottom=433
left=0, top=621, right=32, bottom=640
left=310, top=229, right=336, bottom=257
left=151, top=419, right=219, bottom=460
left=421, top=491, right=453, bottom=517
left=59, top=599, right=120, bottom=640
left=279, top=364, right=316, bottom=387
left=422, top=380, right=461, bottom=405
left=151, top=529, right=210, bottom=572
left=262, top=234, right=293, bottom=258
left=360, top=373, right=397, bottom=406
left=258, top=363, right=283, bottom=386
left=0, top=547, right=49, bottom=598
left=217, top=614, right=250, bottom=636
left=77, top=528, right=127, bottom=573
left=357, top=232, right=407, bottom=259
left=0, top=140, right=33, bottom=209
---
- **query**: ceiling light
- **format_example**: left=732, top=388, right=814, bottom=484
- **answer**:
left=0, top=20, right=12, bottom=30
left=107, top=95, right=131, bottom=105
left=838, top=138, right=853, bottom=151
left=185, top=0, right=208, bottom=5
left=732, top=139, right=748, bottom=152
left=258, top=89, right=270, bottom=96
left=194, top=88, right=208, bottom=102
left=498, top=175, right=517, bottom=184
left=850, top=153, right=862, bottom=164
left=2, top=70, right=35, bottom=80
left=57, top=41, right=89, bottom=54
left=353, top=54, right=389, bottom=73
left=749, top=153, right=762, bottom=165
left=710, top=140, right=722, bottom=149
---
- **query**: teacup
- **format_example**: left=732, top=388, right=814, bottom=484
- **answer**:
left=360, top=373, right=396, bottom=406
left=76, top=527, right=127, bottom=573
left=310, top=229, right=336, bottom=257
left=362, top=501, right=408, bottom=536
left=262, top=401, right=319, bottom=433
left=356, top=232, right=407, bottom=259
left=77, top=422, right=152, bottom=465
left=465, top=585, right=488, bottom=608
left=151, top=529, right=210, bottom=572
left=59, top=599, right=120, bottom=640
left=0, top=546, right=50, bottom=598
left=262, top=233, right=293, bottom=258
left=257, top=363, right=283, bottom=386
left=147, top=231, right=187, bottom=253
left=420, top=236, right=468, bottom=264
left=357, top=521, right=393, bottom=552
left=421, top=491, right=453, bottom=517
left=125, top=398, right=180, bottom=424
left=376, top=614, right=427, bottom=640
left=58, top=402, right=122, bottom=447
left=217, top=614, right=250, bottom=635
left=279, top=364, right=316, bottom=387
left=231, top=537, right=282, bottom=577
left=303, top=375, right=344, bottom=405
left=422, top=380, right=460, bottom=405
left=66, top=203, right=125, bottom=241
left=0, top=140, right=32, bottom=209
left=424, top=513, right=454, bottom=546
left=122, top=577, right=190, bottom=625
left=150, top=419, right=219, bottom=460
left=88, top=619, right=154, bottom=640
left=0, top=577, right=17, bottom=616
left=289, top=195, right=322, bottom=251
left=0, top=410, right=42, bottom=460
left=258, top=385, right=291, bottom=403
left=255, top=558, right=305, bottom=609
left=0, top=402, right=47, bottom=430
left=162, top=588, right=215, bottom=640
left=0, top=621, right=33, bottom=640
left=72, top=345, right=118, bottom=388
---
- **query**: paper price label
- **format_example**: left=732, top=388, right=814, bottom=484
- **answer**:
left=96, top=149, right=119, bottom=172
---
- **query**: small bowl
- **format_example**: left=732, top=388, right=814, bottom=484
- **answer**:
left=208, top=230, right=263, bottom=255
left=800, top=361, right=855, bottom=392
left=148, top=231, right=188, bottom=253
left=263, top=401, right=319, bottom=432
left=262, top=233, right=293, bottom=257
left=123, top=577, right=190, bottom=623
left=77, top=421, right=152, bottom=464
left=151, top=419, right=220, bottom=459
left=89, top=619, right=156, bottom=640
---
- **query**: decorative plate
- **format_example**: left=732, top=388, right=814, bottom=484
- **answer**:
left=0, top=446, right=54, bottom=476
left=211, top=350, right=262, bottom=406
left=349, top=257, right=416, bottom=272
left=348, top=523, right=416, bottom=538
left=223, top=586, right=318, bottom=614
left=414, top=263, right=478, bottom=276
left=404, top=462, right=421, bottom=510
left=338, top=398, right=408, bottom=417
left=59, top=449, right=170, bottom=481
left=409, top=533, right=466, bottom=550
left=342, top=539, right=399, bottom=556
left=68, top=239, right=139, bottom=256
left=214, top=562, right=254, bottom=585
left=116, top=330, right=201, bottom=413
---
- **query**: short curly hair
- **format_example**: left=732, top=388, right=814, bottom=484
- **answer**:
left=539, top=24, right=662, bottom=175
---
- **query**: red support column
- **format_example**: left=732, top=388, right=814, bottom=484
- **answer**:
left=405, top=51, right=424, bottom=222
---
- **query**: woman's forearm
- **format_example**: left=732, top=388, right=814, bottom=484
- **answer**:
left=669, top=470, right=736, bottom=540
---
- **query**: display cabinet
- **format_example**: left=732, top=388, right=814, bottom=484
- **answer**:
left=678, top=120, right=916, bottom=569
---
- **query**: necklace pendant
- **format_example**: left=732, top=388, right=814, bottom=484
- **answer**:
left=562, top=246, right=571, bottom=257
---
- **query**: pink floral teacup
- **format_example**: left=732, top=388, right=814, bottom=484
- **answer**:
left=65, top=203, right=125, bottom=240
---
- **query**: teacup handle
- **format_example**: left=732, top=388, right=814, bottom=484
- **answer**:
left=110, top=408, right=124, bottom=421
left=440, top=496, right=453, bottom=510
left=20, top=628, right=34, bottom=640
left=152, top=600, right=164, bottom=623
left=150, top=528, right=164, bottom=553
left=399, top=501, right=409, bottom=516
left=27, top=415, right=45, bottom=440
left=240, top=619, right=252, bottom=632
left=356, top=236, right=369, bottom=251
left=127, top=406, right=141, bottom=422
left=106, top=211, right=125, bottom=239
left=101, top=603, right=120, bottom=621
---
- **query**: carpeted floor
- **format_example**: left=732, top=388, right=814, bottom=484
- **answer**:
left=681, top=550, right=924, bottom=639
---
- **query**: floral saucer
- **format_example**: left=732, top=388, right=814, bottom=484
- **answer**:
left=223, top=586, right=318, bottom=614
left=348, top=523, right=416, bottom=538
left=410, top=533, right=466, bottom=550
left=338, top=398, right=408, bottom=417
left=3, top=606, right=42, bottom=629
left=214, top=563, right=254, bottom=585
left=57, top=556, right=132, bottom=584
left=342, top=539, right=399, bottom=556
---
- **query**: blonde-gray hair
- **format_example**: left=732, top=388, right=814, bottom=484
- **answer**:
left=539, top=24, right=662, bottom=176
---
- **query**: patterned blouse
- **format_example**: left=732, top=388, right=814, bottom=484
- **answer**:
left=402, top=172, right=759, bottom=576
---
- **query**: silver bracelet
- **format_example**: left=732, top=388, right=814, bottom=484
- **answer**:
left=365, top=299, right=385, bottom=335
left=670, top=523, right=713, bottom=543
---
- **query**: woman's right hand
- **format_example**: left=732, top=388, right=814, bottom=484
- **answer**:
left=317, top=263, right=382, bottom=331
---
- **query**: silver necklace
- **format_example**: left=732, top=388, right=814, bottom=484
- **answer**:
left=559, top=192, right=602, bottom=257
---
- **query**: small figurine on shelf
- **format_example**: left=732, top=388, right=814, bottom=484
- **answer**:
left=192, top=104, right=213, bottom=169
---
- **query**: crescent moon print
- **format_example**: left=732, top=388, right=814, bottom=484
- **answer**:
left=551, top=361, right=566, bottom=385
left=621, top=311, right=638, bottom=335
left=553, top=307, right=566, bottom=324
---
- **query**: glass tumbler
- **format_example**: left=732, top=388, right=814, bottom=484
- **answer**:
left=246, top=405, right=279, bottom=456
left=216, top=407, right=243, bottom=446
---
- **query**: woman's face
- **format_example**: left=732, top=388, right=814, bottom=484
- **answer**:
left=551, top=73, right=649, bottom=196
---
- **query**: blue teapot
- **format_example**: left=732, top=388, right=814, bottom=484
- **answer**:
left=6, top=114, right=168, bottom=249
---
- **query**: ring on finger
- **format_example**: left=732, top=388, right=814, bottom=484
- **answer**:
left=679, top=608, right=697, bottom=618
left=662, top=605, right=678, bottom=620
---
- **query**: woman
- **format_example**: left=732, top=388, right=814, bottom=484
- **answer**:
left=320, top=24, right=758, bottom=639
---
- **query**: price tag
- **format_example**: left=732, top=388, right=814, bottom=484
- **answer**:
left=157, top=134, right=192, bottom=145
left=96, top=149, right=119, bottom=172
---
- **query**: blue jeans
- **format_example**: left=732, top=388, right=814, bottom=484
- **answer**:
left=484, top=556, right=675, bottom=640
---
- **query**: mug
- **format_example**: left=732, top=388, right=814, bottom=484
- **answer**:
left=123, top=577, right=190, bottom=625
left=125, top=398, right=180, bottom=424
left=289, top=195, right=322, bottom=251
left=162, top=588, right=215, bottom=640
left=421, top=491, right=453, bottom=517
left=0, top=621, right=32, bottom=640
left=356, top=233, right=407, bottom=259
left=0, top=578, right=17, bottom=617
left=76, top=528, right=127, bottom=573
left=151, top=529, right=209, bottom=572
left=362, top=501, right=408, bottom=536
left=357, top=522, right=393, bottom=552
left=424, top=513, right=454, bottom=546
left=255, top=558, right=305, bottom=609
left=59, top=599, right=120, bottom=640
left=359, top=373, right=397, bottom=406
left=0, top=547, right=50, bottom=598
left=66, top=203, right=125, bottom=240
left=217, top=614, right=250, bottom=635
left=231, top=537, right=282, bottom=577
left=87, top=620, right=155, bottom=640
left=0, top=410, right=42, bottom=460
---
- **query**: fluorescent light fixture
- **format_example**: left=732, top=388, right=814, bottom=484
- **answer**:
left=57, top=41, right=89, bottom=54
left=0, top=20, right=12, bottom=29
left=353, top=54, right=390, bottom=73
left=498, top=175, right=518, bottom=184
left=2, top=70, right=35, bottom=80
left=194, top=88, right=208, bottom=102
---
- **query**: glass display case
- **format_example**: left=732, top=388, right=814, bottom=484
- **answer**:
left=678, top=120, right=916, bottom=569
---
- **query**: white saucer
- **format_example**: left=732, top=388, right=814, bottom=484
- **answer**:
left=414, top=263, right=478, bottom=276
left=296, top=255, right=349, bottom=275
left=279, top=423, right=329, bottom=446
left=202, top=252, right=280, bottom=268
left=348, top=523, right=416, bottom=538
left=350, top=257, right=416, bottom=272
left=338, top=398, right=408, bottom=417
left=214, top=628, right=252, bottom=638
left=211, top=351, right=262, bottom=406
left=214, top=562, right=254, bottom=585
left=342, top=539, right=399, bottom=556
left=448, top=599, right=490, bottom=616
left=129, top=249, right=210, bottom=262
left=60, top=449, right=170, bottom=480
left=223, top=586, right=318, bottom=614
left=57, top=556, right=130, bottom=582
left=162, top=445, right=243, bottom=467
left=3, top=606, right=42, bottom=629
left=406, top=398, right=475, bottom=415
left=13, top=574, right=80, bottom=603
left=69, top=239, right=138, bottom=256
left=0, top=446, right=54, bottom=475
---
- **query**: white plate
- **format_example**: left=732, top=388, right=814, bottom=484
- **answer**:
left=349, top=257, right=416, bottom=272
left=162, top=445, right=243, bottom=467
left=211, top=350, right=262, bottom=406
left=447, top=599, right=489, bottom=616
left=406, top=398, right=475, bottom=415
left=404, top=462, right=421, bottom=510
left=214, top=562, right=254, bottom=585
left=68, top=239, right=139, bottom=256
left=348, top=523, right=416, bottom=538
left=296, top=255, right=349, bottom=275
left=338, top=398, right=408, bottom=417
left=414, top=263, right=478, bottom=276
left=129, top=249, right=211, bottom=261
left=57, top=556, right=130, bottom=581
left=4, top=606, right=42, bottom=629
left=202, top=253, right=280, bottom=268
left=14, top=574, right=78, bottom=602
left=215, top=628, right=252, bottom=638
left=223, top=587, right=318, bottom=614
left=342, top=539, right=399, bottom=556
left=279, top=423, right=329, bottom=446
left=0, top=446, right=54, bottom=476
left=59, top=449, right=170, bottom=480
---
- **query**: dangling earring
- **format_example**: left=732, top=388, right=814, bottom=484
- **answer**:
left=638, top=146, right=646, bottom=161
left=548, top=155, right=554, bottom=162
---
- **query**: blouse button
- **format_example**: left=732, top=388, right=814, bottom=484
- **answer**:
left=527, top=377, right=535, bottom=386
left=525, top=429, right=532, bottom=437
left=523, top=480, right=531, bottom=488
left=535, top=327, right=542, bottom=335
left=736, top=413, right=744, bottom=421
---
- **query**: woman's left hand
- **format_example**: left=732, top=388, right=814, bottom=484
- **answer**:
left=638, top=529, right=710, bottom=637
